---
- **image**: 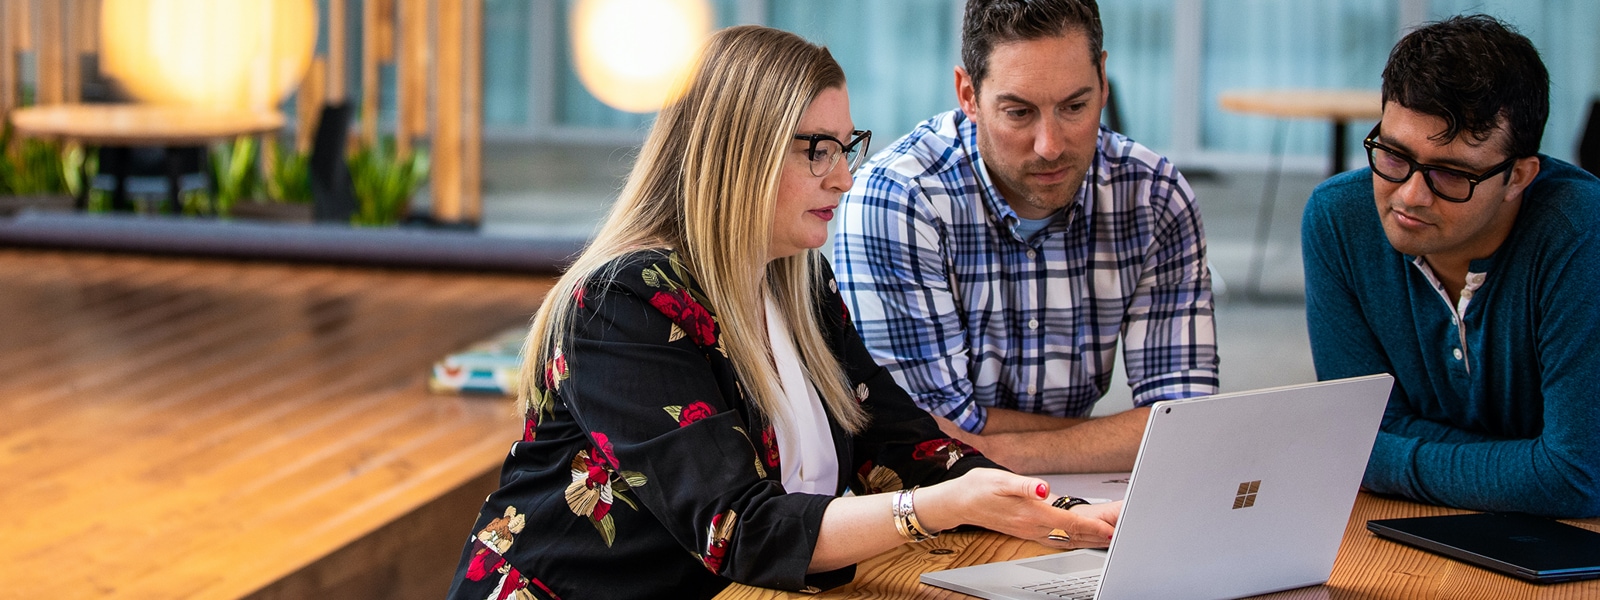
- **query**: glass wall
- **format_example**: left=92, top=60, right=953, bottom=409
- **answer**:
left=1101, top=0, right=1176, bottom=150
left=484, top=0, right=532, bottom=127
left=769, top=0, right=962, bottom=147
left=468, top=0, right=1599, bottom=162
left=1200, top=0, right=1396, bottom=157
left=1429, top=0, right=1600, bottom=161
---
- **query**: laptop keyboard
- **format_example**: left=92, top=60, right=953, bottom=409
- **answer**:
left=1015, top=573, right=1101, bottom=599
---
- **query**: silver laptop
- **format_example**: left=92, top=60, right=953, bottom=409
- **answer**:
left=920, top=374, right=1393, bottom=600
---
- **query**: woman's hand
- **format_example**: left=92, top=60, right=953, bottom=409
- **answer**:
left=914, top=468, right=1120, bottom=549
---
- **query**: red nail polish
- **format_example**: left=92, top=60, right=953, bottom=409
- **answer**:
left=1035, top=483, right=1048, bottom=498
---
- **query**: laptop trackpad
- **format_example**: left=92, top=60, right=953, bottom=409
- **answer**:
left=1020, top=552, right=1107, bottom=575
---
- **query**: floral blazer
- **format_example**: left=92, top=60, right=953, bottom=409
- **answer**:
left=446, top=250, right=999, bottom=600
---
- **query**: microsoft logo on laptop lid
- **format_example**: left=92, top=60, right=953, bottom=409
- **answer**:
left=1233, top=480, right=1262, bottom=509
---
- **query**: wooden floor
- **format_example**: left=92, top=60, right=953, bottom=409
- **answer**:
left=0, top=249, right=553, bottom=599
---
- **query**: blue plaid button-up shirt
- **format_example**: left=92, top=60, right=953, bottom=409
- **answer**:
left=833, top=109, right=1219, bottom=433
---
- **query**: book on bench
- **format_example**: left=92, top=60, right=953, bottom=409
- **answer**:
left=429, top=327, right=525, bottom=396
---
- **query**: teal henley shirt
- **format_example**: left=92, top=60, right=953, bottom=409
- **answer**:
left=1301, top=156, right=1600, bottom=518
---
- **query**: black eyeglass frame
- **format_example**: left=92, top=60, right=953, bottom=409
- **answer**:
left=793, top=130, right=872, bottom=177
left=1362, top=123, right=1519, bottom=203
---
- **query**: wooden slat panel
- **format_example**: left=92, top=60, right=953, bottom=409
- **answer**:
left=297, top=56, right=328, bottom=154
left=78, top=0, right=98, bottom=53
left=34, top=0, right=61, bottom=104
left=0, top=249, right=550, bottom=599
left=462, top=0, right=483, bottom=223
left=431, top=0, right=463, bottom=222
left=395, top=0, right=429, bottom=158
left=0, top=0, right=16, bottom=115
left=328, top=0, right=347, bottom=103
left=359, top=0, right=384, bottom=146
left=62, top=0, right=82, bottom=102
left=13, top=0, right=30, bottom=51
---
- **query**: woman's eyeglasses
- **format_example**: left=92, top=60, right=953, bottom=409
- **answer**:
left=794, top=130, right=872, bottom=177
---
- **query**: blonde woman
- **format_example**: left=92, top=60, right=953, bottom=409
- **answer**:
left=447, top=25, right=1120, bottom=600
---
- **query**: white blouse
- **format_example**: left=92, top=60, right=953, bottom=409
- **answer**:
left=764, top=294, right=839, bottom=495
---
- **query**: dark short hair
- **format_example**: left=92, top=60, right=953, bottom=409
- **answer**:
left=961, top=0, right=1103, bottom=94
left=1381, top=14, right=1548, bottom=158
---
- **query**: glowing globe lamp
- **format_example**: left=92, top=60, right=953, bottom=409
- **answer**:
left=100, top=0, right=317, bottom=111
left=570, top=0, right=712, bottom=113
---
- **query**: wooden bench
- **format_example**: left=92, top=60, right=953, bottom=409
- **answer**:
left=0, top=249, right=551, bottom=599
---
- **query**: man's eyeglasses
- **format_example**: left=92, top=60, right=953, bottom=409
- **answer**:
left=794, top=130, right=872, bottom=177
left=1362, top=123, right=1518, bottom=203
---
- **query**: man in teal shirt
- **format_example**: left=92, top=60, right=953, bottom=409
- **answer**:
left=1302, top=15, right=1600, bottom=518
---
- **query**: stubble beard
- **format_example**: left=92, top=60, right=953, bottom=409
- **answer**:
left=995, top=158, right=1084, bottom=217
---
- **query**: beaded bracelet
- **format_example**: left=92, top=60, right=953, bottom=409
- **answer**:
left=891, top=486, right=938, bottom=542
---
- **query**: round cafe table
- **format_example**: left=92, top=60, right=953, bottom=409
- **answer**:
left=1218, top=89, right=1383, bottom=176
left=8, top=103, right=285, bottom=211
left=1217, top=89, right=1383, bottom=298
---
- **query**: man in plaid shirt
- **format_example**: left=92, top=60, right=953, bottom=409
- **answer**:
left=834, top=0, right=1218, bottom=474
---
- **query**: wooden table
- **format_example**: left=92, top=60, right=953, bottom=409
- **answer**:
left=7, top=103, right=286, bottom=211
left=716, top=492, right=1600, bottom=599
left=1217, top=89, right=1383, bottom=176
left=0, top=249, right=550, bottom=599
left=1216, top=89, right=1384, bottom=299
left=9, top=103, right=286, bottom=147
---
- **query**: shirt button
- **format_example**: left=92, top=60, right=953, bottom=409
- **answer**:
left=1028, top=319, right=1039, bottom=330
left=1027, top=385, right=1037, bottom=395
left=1026, top=250, right=1037, bottom=260
left=1452, top=348, right=1463, bottom=360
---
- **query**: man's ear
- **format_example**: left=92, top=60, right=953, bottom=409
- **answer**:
left=956, top=66, right=979, bottom=117
left=1097, top=50, right=1110, bottom=107
left=1503, top=155, right=1542, bottom=203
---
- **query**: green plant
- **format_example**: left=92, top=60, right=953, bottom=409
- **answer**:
left=61, top=145, right=95, bottom=199
left=0, top=123, right=74, bottom=196
left=349, top=140, right=429, bottom=226
left=262, top=141, right=312, bottom=204
left=206, top=136, right=260, bottom=216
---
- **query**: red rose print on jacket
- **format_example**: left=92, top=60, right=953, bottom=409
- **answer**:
left=697, top=509, right=738, bottom=574
left=664, top=401, right=717, bottom=427
left=565, top=433, right=647, bottom=547
left=465, top=539, right=507, bottom=582
left=647, top=289, right=718, bottom=346
left=911, top=438, right=979, bottom=469
left=761, top=425, right=780, bottom=469
left=544, top=346, right=569, bottom=391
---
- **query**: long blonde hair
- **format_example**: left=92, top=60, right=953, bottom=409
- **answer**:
left=521, top=25, right=868, bottom=434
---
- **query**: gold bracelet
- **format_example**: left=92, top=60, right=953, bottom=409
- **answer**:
left=891, top=486, right=937, bottom=542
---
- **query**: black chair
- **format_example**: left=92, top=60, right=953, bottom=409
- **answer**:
left=1578, top=98, right=1600, bottom=178
left=1102, top=78, right=1124, bottom=134
left=309, top=103, right=357, bottom=223
left=82, top=59, right=207, bottom=212
left=94, top=146, right=206, bottom=212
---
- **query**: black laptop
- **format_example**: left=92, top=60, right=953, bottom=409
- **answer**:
left=1367, top=512, right=1600, bottom=583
